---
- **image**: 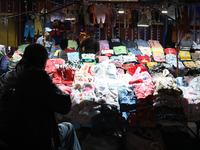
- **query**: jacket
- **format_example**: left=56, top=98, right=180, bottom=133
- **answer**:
left=0, top=63, right=71, bottom=150
left=36, top=36, right=56, bottom=58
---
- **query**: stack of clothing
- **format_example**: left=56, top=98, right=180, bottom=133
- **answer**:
left=149, top=65, right=186, bottom=126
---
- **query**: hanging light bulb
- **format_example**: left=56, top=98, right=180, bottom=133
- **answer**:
left=137, top=15, right=149, bottom=27
left=65, top=13, right=76, bottom=21
left=118, top=8, right=124, bottom=14
left=161, top=3, right=168, bottom=14
left=161, top=7, right=168, bottom=14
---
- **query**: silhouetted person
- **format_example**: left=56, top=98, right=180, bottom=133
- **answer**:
left=57, top=38, right=68, bottom=62
left=0, top=44, right=81, bottom=150
left=79, top=30, right=99, bottom=56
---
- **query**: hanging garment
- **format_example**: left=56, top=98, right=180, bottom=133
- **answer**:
left=0, top=17, right=18, bottom=47
left=95, top=4, right=108, bottom=24
left=126, top=9, right=132, bottom=28
left=83, top=4, right=90, bottom=25
left=180, top=6, right=190, bottom=32
left=78, top=5, right=85, bottom=26
left=107, top=7, right=118, bottom=28
left=24, top=18, right=35, bottom=38
left=34, top=15, right=42, bottom=35
left=131, top=9, right=140, bottom=29
left=87, top=4, right=95, bottom=25
left=164, top=23, right=176, bottom=48
left=167, top=4, right=179, bottom=21
left=50, top=5, right=65, bottom=22
left=51, top=22, right=61, bottom=36
left=42, top=14, right=51, bottom=28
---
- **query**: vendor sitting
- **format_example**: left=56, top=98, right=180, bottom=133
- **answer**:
left=179, top=30, right=194, bottom=51
left=79, top=30, right=99, bottom=57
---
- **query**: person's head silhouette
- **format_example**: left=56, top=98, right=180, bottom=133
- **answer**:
left=59, top=39, right=68, bottom=50
left=20, top=43, right=48, bottom=69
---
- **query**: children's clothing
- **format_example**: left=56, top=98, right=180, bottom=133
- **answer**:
left=24, top=19, right=35, bottom=38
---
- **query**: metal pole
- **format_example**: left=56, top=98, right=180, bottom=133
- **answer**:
left=175, top=7, right=179, bottom=77
left=6, top=18, right=9, bottom=48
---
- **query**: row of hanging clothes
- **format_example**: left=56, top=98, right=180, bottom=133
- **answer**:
left=78, top=3, right=118, bottom=28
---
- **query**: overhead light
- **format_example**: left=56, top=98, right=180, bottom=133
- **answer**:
left=118, top=8, right=124, bottom=14
left=161, top=3, right=168, bottom=14
left=161, top=7, right=168, bottom=14
left=137, top=15, right=149, bottom=27
left=65, top=13, right=76, bottom=21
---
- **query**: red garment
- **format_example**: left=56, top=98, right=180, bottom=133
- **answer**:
left=52, top=67, right=76, bottom=85
left=122, top=64, right=135, bottom=70
left=87, top=66, right=92, bottom=75
left=164, top=48, right=177, bottom=55
left=45, top=58, right=66, bottom=74
left=127, top=64, right=147, bottom=76
left=51, top=23, right=61, bottom=36
left=129, top=79, right=143, bottom=84
left=137, top=54, right=150, bottom=65
left=65, top=48, right=76, bottom=53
